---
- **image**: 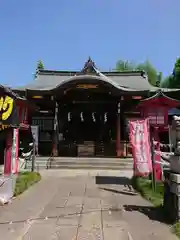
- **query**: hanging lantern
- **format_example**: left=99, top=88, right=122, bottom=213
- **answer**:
left=104, top=112, right=107, bottom=123
left=92, top=112, right=96, bottom=122
left=80, top=112, right=84, bottom=122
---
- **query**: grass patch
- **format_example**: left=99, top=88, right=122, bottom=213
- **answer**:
left=132, top=176, right=180, bottom=238
left=14, top=172, right=41, bottom=197
left=131, top=176, right=164, bottom=207
left=173, top=222, right=180, bottom=238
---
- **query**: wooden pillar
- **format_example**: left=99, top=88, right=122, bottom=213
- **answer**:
left=52, top=102, right=59, bottom=156
left=153, top=127, right=162, bottom=181
left=4, top=129, right=13, bottom=175
left=116, top=101, right=121, bottom=157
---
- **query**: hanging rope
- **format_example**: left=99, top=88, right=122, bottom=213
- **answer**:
left=104, top=112, right=108, bottom=123
left=92, top=112, right=96, bottom=122
left=68, top=112, right=71, bottom=122
left=80, top=112, right=84, bottom=122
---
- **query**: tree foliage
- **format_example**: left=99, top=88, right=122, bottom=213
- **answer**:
left=115, top=59, right=160, bottom=86
left=136, top=60, right=159, bottom=86
left=160, top=75, right=171, bottom=88
left=171, top=58, right=180, bottom=88
left=161, top=58, right=180, bottom=88
left=116, top=60, right=135, bottom=71
left=37, top=60, right=44, bottom=70
left=34, top=60, right=44, bottom=79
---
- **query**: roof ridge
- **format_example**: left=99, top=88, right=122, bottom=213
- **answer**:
left=37, top=69, right=145, bottom=77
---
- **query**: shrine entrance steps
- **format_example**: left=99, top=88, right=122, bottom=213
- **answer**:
left=26, top=157, right=133, bottom=170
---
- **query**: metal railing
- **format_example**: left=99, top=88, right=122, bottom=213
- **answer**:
left=46, top=152, right=54, bottom=169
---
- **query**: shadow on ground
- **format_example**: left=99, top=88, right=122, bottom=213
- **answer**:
left=95, top=176, right=131, bottom=185
left=99, top=187, right=137, bottom=196
left=124, top=204, right=170, bottom=224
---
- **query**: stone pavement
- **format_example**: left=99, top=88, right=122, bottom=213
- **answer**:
left=0, top=169, right=178, bottom=239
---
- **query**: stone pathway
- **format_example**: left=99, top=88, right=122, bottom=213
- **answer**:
left=0, top=170, right=178, bottom=239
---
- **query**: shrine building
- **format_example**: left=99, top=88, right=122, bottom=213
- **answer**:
left=12, top=58, right=180, bottom=158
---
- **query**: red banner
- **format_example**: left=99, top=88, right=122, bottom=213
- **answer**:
left=129, top=119, right=152, bottom=176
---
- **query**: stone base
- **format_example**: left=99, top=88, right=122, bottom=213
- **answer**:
left=52, top=148, right=58, bottom=157
left=167, top=172, right=180, bottom=222
left=170, top=155, right=180, bottom=174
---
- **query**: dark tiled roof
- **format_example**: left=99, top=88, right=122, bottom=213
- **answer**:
left=140, top=90, right=180, bottom=103
left=13, top=70, right=158, bottom=92
left=168, top=108, right=180, bottom=116
left=12, top=69, right=180, bottom=94
left=0, top=84, right=22, bottom=99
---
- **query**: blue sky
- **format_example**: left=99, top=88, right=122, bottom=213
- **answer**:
left=0, top=0, right=179, bottom=87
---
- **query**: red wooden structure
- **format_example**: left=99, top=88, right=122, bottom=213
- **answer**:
left=0, top=85, right=35, bottom=175
left=137, top=90, right=180, bottom=180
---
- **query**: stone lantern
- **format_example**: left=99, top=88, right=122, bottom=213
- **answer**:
left=164, top=116, right=180, bottom=222
left=170, top=116, right=180, bottom=172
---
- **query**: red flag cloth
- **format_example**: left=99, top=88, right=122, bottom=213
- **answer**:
left=129, top=119, right=152, bottom=176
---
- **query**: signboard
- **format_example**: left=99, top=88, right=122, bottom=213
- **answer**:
left=31, top=126, right=39, bottom=155
left=0, top=95, right=18, bottom=130
left=144, top=108, right=167, bottom=126
left=129, top=119, right=152, bottom=176
left=0, top=124, right=10, bottom=131
left=76, top=84, right=98, bottom=89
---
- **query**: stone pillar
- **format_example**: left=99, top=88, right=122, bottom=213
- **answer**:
left=163, top=116, right=180, bottom=222
left=116, top=102, right=121, bottom=157
left=170, top=116, right=180, bottom=173
left=169, top=173, right=180, bottom=221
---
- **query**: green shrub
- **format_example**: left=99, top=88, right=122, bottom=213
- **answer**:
left=14, top=172, right=41, bottom=196
left=173, top=222, right=180, bottom=238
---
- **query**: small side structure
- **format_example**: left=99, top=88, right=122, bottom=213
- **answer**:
left=0, top=85, right=35, bottom=175
left=137, top=90, right=180, bottom=180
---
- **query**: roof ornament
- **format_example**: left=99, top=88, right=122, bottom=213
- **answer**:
left=141, top=70, right=148, bottom=79
left=81, top=57, right=96, bottom=74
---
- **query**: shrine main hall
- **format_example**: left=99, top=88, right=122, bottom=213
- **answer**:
left=13, top=58, right=180, bottom=157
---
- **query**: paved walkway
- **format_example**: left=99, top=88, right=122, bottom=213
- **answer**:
left=0, top=170, right=178, bottom=239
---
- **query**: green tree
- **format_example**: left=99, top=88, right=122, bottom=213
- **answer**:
left=156, top=72, right=162, bottom=87
left=115, top=60, right=135, bottom=71
left=37, top=60, right=44, bottom=70
left=161, top=58, right=180, bottom=88
left=160, top=75, right=171, bottom=88
left=136, top=60, right=159, bottom=86
left=115, top=59, right=159, bottom=86
left=171, top=58, right=180, bottom=88
left=34, top=60, right=44, bottom=79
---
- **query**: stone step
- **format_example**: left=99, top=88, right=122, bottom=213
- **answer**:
left=26, top=157, right=133, bottom=170
left=46, top=161, right=132, bottom=166
left=36, top=159, right=133, bottom=163
left=26, top=164, right=133, bottom=170
left=26, top=163, right=133, bottom=171
left=35, top=157, right=133, bottom=162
